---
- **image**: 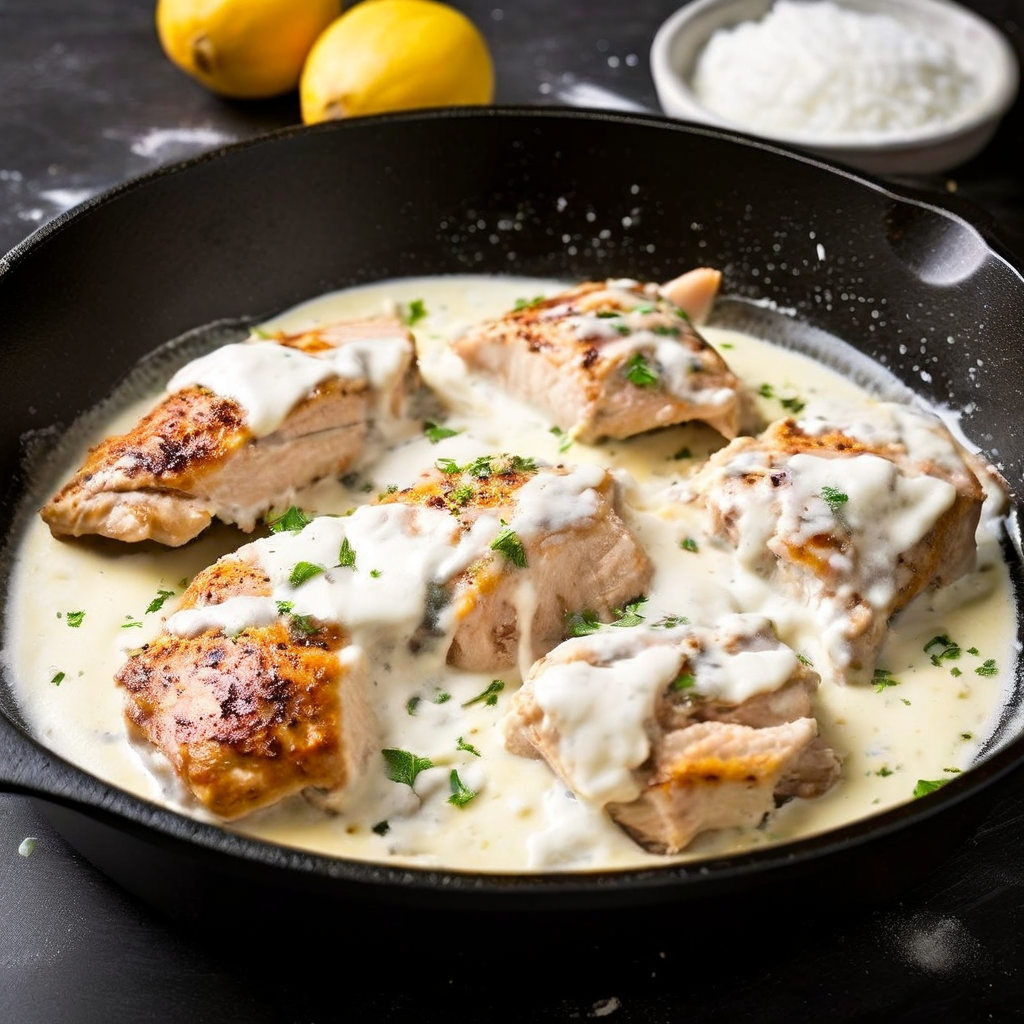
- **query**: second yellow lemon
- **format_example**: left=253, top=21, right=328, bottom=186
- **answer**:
left=300, top=0, right=494, bottom=123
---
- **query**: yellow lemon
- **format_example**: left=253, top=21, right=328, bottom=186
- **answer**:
left=299, top=0, right=494, bottom=124
left=156, top=0, right=342, bottom=99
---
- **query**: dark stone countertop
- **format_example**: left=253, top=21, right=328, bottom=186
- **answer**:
left=2, top=2, right=1024, bottom=1020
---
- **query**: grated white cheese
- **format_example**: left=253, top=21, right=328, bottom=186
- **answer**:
left=691, top=0, right=982, bottom=139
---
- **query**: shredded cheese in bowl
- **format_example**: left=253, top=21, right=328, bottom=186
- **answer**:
left=691, top=0, right=982, bottom=141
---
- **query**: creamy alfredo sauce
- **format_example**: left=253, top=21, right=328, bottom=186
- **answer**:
left=3, top=274, right=1017, bottom=873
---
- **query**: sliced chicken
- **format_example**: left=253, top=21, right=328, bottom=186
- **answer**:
left=115, top=455, right=651, bottom=818
left=116, top=560, right=376, bottom=820
left=377, top=455, right=654, bottom=670
left=451, top=273, right=740, bottom=443
left=685, top=401, right=987, bottom=681
left=503, top=614, right=839, bottom=854
left=41, top=318, right=419, bottom=546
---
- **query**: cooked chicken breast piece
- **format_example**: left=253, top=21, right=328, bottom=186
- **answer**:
left=451, top=274, right=740, bottom=443
left=116, top=455, right=651, bottom=818
left=41, top=318, right=418, bottom=547
left=503, top=614, right=839, bottom=854
left=684, top=402, right=987, bottom=682
left=378, top=454, right=654, bottom=670
left=116, top=560, right=376, bottom=820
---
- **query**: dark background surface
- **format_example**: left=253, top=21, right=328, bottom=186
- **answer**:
left=2, top=1, right=1024, bottom=1020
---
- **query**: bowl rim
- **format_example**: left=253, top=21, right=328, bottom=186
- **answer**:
left=650, top=0, right=1021, bottom=155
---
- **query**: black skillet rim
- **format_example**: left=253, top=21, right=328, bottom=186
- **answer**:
left=2, top=104, right=1023, bottom=905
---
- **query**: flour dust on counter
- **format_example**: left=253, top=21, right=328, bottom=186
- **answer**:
left=2, top=273, right=1017, bottom=874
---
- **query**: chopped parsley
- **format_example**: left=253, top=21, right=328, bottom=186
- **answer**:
left=146, top=588, right=176, bottom=614
left=337, top=537, right=357, bottom=568
left=463, top=680, right=504, bottom=708
left=550, top=426, right=573, bottom=452
left=670, top=447, right=693, bottom=461
left=447, top=483, right=474, bottom=508
left=875, top=766, right=894, bottom=777
left=513, top=295, right=545, bottom=311
left=372, top=820, right=390, bottom=836
left=50, top=671, right=65, bottom=686
left=670, top=672, right=695, bottom=692
left=950, top=667, right=962, bottom=678
left=490, top=525, right=527, bottom=568
left=436, top=457, right=461, bottom=474
left=961, top=732, right=974, bottom=741
left=675, top=306, right=692, bottom=323
left=942, top=767, right=962, bottom=774
left=275, top=600, right=294, bottom=615
left=457, top=736, right=481, bottom=757
left=967, top=647, right=980, bottom=656
left=913, top=778, right=950, bottom=798
left=448, top=769, right=477, bottom=808
left=289, top=561, right=326, bottom=587
left=873, top=668, right=901, bottom=692
left=406, top=696, right=421, bottom=716
left=651, top=324, right=680, bottom=337
left=402, top=298, right=427, bottom=326
left=288, top=613, right=318, bottom=637
left=370, top=569, right=382, bottom=578
left=381, top=747, right=434, bottom=787
left=976, top=659, right=998, bottom=677
left=611, top=598, right=647, bottom=628
left=566, top=609, right=601, bottom=636
left=434, top=691, right=452, bottom=705
left=652, top=614, right=690, bottom=628
left=625, top=352, right=659, bottom=387
left=424, top=420, right=461, bottom=443
left=267, top=505, right=312, bottom=534
left=797, top=653, right=813, bottom=666
left=820, top=486, right=849, bottom=515
left=758, top=383, right=775, bottom=399
left=64, top=610, right=85, bottom=628
left=924, top=634, right=961, bottom=666
left=437, top=454, right=537, bottom=479
left=121, top=615, right=143, bottom=629
left=780, top=396, right=806, bottom=414
left=378, top=484, right=398, bottom=499
left=680, top=537, right=699, bottom=553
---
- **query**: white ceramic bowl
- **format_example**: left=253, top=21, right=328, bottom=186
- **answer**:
left=650, top=0, right=1020, bottom=176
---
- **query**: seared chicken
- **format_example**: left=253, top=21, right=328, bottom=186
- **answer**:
left=116, top=560, right=376, bottom=820
left=377, top=454, right=654, bottom=670
left=685, top=403, right=987, bottom=681
left=503, top=614, right=839, bottom=854
left=41, top=318, right=418, bottom=546
left=451, top=272, right=741, bottom=443
left=116, top=455, right=651, bottom=818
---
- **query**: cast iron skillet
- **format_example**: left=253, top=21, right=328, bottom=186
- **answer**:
left=1, top=107, right=1023, bottom=925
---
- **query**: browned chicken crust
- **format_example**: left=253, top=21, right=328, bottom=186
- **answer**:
left=451, top=274, right=740, bottom=443
left=41, top=318, right=417, bottom=547
left=117, top=561, right=373, bottom=820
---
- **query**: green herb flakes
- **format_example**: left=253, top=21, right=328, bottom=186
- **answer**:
left=463, top=680, right=504, bottom=708
left=146, top=588, right=175, bottom=614
left=670, top=672, right=695, bottom=692
left=625, top=352, right=658, bottom=387
left=550, top=426, right=573, bottom=452
left=976, top=659, right=998, bottom=677
left=337, top=537, right=357, bottom=568
left=448, top=769, right=477, bottom=808
left=611, top=598, right=647, bottom=628
left=873, top=668, right=900, bottom=692
left=424, top=420, right=461, bottom=443
left=875, top=767, right=894, bottom=778
left=566, top=609, right=601, bottom=637
left=289, top=561, right=326, bottom=587
left=121, top=616, right=143, bottom=629
left=457, top=736, right=481, bottom=757
left=924, top=634, right=961, bottom=666
left=490, top=526, right=527, bottom=568
left=382, top=748, right=434, bottom=787
left=50, top=671, right=65, bottom=687
left=406, top=696, right=421, bottom=716
left=267, top=505, right=312, bottom=534
left=402, top=298, right=427, bottom=326
left=513, top=295, right=545, bottom=311
left=913, top=778, right=950, bottom=798
left=820, top=486, right=849, bottom=514
left=652, top=614, right=690, bottom=628
left=372, top=820, right=390, bottom=836
left=680, top=537, right=699, bottom=553
left=64, top=610, right=85, bottom=628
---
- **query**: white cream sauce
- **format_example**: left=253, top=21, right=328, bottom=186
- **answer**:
left=2, top=274, right=1017, bottom=874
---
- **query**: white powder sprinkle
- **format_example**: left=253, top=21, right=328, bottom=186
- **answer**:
left=691, top=0, right=981, bottom=139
